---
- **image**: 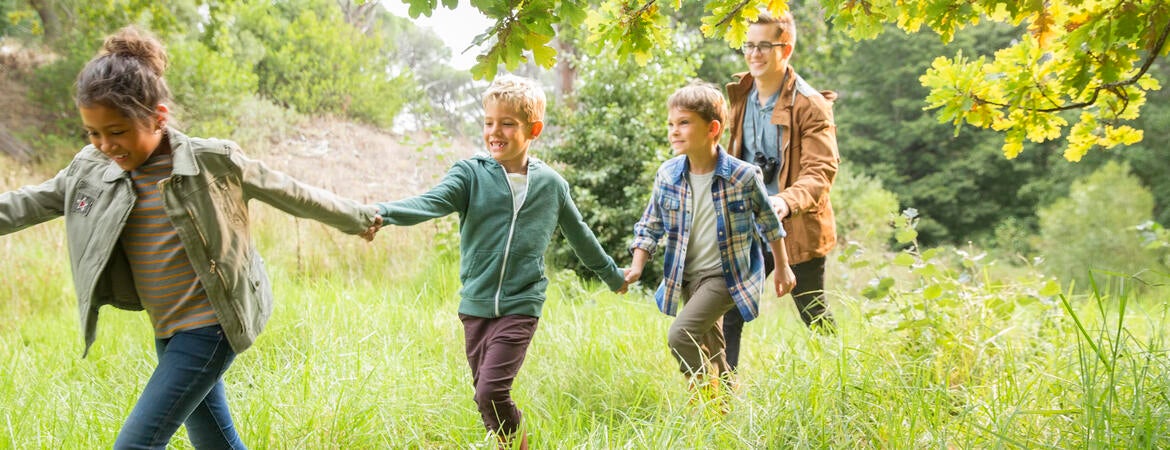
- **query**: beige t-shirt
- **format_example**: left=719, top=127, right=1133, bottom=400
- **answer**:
left=684, top=170, right=722, bottom=278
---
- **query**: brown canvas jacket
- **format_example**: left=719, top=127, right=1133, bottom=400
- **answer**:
left=726, top=67, right=839, bottom=264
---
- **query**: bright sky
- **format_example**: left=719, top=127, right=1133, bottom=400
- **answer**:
left=382, top=1, right=494, bottom=70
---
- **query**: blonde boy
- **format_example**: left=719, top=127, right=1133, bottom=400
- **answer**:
left=625, top=82, right=795, bottom=390
left=372, top=75, right=627, bottom=447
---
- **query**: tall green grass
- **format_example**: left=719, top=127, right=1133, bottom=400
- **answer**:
left=1, top=200, right=1168, bottom=448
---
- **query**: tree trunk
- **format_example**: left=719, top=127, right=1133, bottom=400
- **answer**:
left=0, top=124, right=34, bottom=164
left=27, top=0, right=63, bottom=45
left=336, top=0, right=379, bottom=34
left=556, top=37, right=576, bottom=105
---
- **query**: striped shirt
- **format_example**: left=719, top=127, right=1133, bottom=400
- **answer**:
left=121, top=152, right=218, bottom=338
left=630, top=146, right=785, bottom=322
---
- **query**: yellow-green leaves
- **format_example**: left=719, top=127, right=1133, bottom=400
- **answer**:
left=399, top=0, right=1164, bottom=163
left=910, top=0, right=1166, bottom=161
left=699, top=1, right=786, bottom=48
left=585, top=1, right=670, bottom=66
left=466, top=0, right=563, bottom=80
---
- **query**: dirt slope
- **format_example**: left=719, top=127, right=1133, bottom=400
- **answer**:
left=0, top=53, right=471, bottom=201
left=255, top=117, right=469, bottom=203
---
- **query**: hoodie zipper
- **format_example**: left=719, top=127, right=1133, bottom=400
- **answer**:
left=492, top=162, right=529, bottom=316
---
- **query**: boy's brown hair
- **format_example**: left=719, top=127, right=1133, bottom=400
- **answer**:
left=667, top=81, right=727, bottom=125
left=482, top=74, right=546, bottom=123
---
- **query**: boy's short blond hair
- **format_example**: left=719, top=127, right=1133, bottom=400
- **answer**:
left=483, top=74, right=546, bottom=123
left=667, top=81, right=727, bottom=125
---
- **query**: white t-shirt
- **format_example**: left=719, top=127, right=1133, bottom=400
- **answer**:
left=507, top=172, right=528, bottom=211
left=684, top=170, right=722, bottom=278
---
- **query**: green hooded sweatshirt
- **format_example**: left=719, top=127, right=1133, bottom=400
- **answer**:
left=376, top=153, right=625, bottom=318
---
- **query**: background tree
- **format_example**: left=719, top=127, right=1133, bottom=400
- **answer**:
left=1037, top=161, right=1164, bottom=288
left=833, top=23, right=1061, bottom=244
left=4, top=0, right=439, bottom=147
left=380, top=13, right=481, bottom=136
left=402, top=0, right=1170, bottom=161
left=543, top=44, right=698, bottom=285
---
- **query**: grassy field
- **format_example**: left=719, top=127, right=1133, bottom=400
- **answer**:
left=1, top=199, right=1169, bottom=448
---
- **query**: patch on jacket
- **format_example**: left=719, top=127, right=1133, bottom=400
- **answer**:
left=72, top=191, right=97, bottom=216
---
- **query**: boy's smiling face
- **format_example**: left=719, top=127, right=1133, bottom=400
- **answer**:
left=483, top=100, right=543, bottom=174
left=667, top=107, right=720, bottom=158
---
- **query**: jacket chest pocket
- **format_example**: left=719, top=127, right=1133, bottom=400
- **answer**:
left=176, top=175, right=247, bottom=228
left=68, top=183, right=104, bottom=219
left=660, top=193, right=683, bottom=231
left=210, top=177, right=248, bottom=227
left=726, top=199, right=755, bottom=234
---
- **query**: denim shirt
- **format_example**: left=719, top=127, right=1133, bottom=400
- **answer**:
left=630, top=147, right=785, bottom=322
left=743, top=84, right=782, bottom=196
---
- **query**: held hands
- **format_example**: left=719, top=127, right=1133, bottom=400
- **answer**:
left=617, top=267, right=643, bottom=294
left=359, top=215, right=383, bottom=242
left=774, top=265, right=796, bottom=297
left=769, top=196, right=789, bottom=219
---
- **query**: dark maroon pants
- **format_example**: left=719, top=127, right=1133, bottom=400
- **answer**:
left=460, top=313, right=539, bottom=436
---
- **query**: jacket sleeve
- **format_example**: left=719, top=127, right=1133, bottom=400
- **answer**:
left=780, top=96, right=839, bottom=217
left=0, top=169, right=67, bottom=235
left=231, top=145, right=378, bottom=234
left=747, top=166, right=785, bottom=242
left=556, top=183, right=625, bottom=292
left=374, top=162, right=469, bottom=226
left=630, top=172, right=667, bottom=256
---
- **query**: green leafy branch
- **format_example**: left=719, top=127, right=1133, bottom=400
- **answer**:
left=399, top=0, right=1169, bottom=161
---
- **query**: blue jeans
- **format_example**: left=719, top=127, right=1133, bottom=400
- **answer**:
left=114, top=325, right=246, bottom=450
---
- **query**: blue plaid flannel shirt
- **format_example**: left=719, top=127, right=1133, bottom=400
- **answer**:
left=630, top=147, right=785, bottom=321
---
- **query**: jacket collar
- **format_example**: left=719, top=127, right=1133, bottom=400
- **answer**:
left=668, top=145, right=733, bottom=183
left=472, top=151, right=544, bottom=172
left=100, top=127, right=199, bottom=182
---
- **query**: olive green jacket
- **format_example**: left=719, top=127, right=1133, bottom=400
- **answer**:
left=0, top=128, right=379, bottom=356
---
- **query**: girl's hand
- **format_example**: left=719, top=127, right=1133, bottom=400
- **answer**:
left=360, top=215, right=383, bottom=242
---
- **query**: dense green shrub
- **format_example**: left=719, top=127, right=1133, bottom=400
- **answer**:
left=167, top=39, right=258, bottom=138
left=543, top=48, right=698, bottom=286
left=832, top=164, right=899, bottom=250
left=236, top=3, right=411, bottom=129
left=26, top=46, right=91, bottom=159
left=1037, top=161, right=1165, bottom=287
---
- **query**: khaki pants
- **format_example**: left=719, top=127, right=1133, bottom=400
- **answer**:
left=669, top=269, right=736, bottom=378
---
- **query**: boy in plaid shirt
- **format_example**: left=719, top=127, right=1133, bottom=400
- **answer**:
left=625, top=82, right=796, bottom=393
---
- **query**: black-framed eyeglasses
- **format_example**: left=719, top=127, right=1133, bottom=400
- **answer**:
left=741, top=42, right=786, bottom=54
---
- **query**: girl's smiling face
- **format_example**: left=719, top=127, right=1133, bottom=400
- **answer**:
left=80, top=104, right=166, bottom=171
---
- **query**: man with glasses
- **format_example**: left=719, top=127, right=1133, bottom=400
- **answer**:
left=723, top=10, right=840, bottom=371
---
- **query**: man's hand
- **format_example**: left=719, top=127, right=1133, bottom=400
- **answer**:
left=769, top=195, right=789, bottom=218
left=360, top=215, right=383, bottom=242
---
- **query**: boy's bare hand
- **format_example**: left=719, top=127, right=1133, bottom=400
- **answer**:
left=617, top=267, right=643, bottom=294
left=774, top=265, right=796, bottom=297
left=360, top=215, right=383, bottom=242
